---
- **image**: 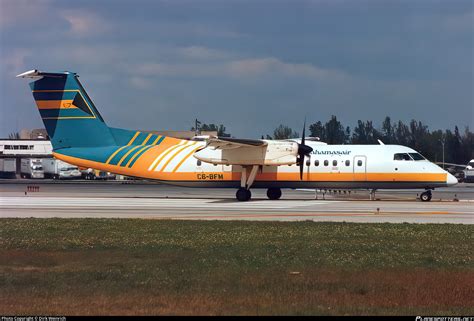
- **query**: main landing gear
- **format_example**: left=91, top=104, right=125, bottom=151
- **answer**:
left=236, top=187, right=252, bottom=202
left=420, top=190, right=433, bottom=202
left=267, top=187, right=282, bottom=200
left=235, top=187, right=283, bottom=201
left=235, top=165, right=282, bottom=201
left=236, top=165, right=259, bottom=202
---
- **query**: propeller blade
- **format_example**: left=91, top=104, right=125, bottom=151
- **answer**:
left=297, top=117, right=312, bottom=180
left=299, top=157, right=304, bottom=180
left=301, top=117, right=306, bottom=146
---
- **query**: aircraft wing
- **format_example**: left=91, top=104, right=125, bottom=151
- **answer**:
left=206, top=137, right=267, bottom=150
left=195, top=137, right=299, bottom=166
left=434, top=162, right=467, bottom=169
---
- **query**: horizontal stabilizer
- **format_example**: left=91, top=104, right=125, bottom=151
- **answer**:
left=16, top=70, right=74, bottom=79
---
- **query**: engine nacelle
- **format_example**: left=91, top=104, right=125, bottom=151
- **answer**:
left=194, top=140, right=299, bottom=166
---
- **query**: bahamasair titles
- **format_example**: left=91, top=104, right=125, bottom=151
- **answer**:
left=18, top=70, right=458, bottom=201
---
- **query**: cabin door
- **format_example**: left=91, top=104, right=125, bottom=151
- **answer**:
left=353, top=155, right=367, bottom=181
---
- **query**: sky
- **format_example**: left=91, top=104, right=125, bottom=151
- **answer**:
left=0, top=0, right=473, bottom=138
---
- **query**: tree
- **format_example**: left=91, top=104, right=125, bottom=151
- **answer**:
left=192, top=122, right=230, bottom=137
left=381, top=116, right=394, bottom=144
left=351, top=120, right=368, bottom=144
left=309, top=121, right=325, bottom=141
left=324, top=115, right=347, bottom=144
left=273, top=125, right=298, bottom=140
left=8, top=132, right=20, bottom=139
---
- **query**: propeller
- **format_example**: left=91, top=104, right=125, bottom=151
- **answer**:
left=297, top=118, right=313, bottom=180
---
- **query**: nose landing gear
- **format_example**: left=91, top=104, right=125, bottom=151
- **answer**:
left=420, top=190, right=432, bottom=202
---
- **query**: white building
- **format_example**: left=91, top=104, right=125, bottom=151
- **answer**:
left=0, top=139, right=52, bottom=157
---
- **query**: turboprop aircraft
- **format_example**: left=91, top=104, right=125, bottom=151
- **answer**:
left=18, top=70, right=458, bottom=201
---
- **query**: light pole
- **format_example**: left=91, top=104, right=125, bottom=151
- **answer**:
left=439, top=135, right=445, bottom=169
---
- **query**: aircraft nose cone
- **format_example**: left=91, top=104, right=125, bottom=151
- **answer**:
left=447, top=172, right=458, bottom=186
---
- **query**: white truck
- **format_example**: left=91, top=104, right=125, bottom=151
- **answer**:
left=20, top=158, right=44, bottom=179
left=0, top=158, right=16, bottom=178
left=464, top=159, right=474, bottom=183
left=43, top=158, right=82, bottom=179
left=82, top=168, right=116, bottom=180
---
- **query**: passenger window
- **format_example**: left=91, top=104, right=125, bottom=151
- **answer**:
left=306, top=159, right=311, bottom=166
left=197, top=160, right=202, bottom=166
left=394, top=153, right=412, bottom=161
left=314, top=160, right=319, bottom=167
left=357, top=160, right=363, bottom=166
left=324, top=160, right=329, bottom=166
left=345, top=160, right=350, bottom=166
left=333, top=160, right=337, bottom=166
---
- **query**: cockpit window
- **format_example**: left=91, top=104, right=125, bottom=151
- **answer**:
left=394, top=153, right=412, bottom=161
left=409, top=153, right=426, bottom=161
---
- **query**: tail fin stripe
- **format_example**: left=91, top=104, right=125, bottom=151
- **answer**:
left=33, top=92, right=76, bottom=100
left=117, top=145, right=142, bottom=166
left=125, top=145, right=153, bottom=167
left=127, top=132, right=141, bottom=145
left=128, top=145, right=156, bottom=168
left=108, top=145, right=137, bottom=165
left=149, top=141, right=186, bottom=171
left=133, top=132, right=150, bottom=145
left=152, top=135, right=165, bottom=145
left=106, top=146, right=128, bottom=164
left=141, top=134, right=153, bottom=145
left=172, top=145, right=203, bottom=173
left=157, top=141, right=195, bottom=172
left=129, top=138, right=164, bottom=168
left=36, top=100, right=76, bottom=109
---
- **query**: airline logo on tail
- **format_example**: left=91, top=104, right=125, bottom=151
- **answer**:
left=33, top=90, right=96, bottom=120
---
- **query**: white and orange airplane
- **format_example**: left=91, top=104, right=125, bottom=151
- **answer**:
left=18, top=70, right=458, bottom=201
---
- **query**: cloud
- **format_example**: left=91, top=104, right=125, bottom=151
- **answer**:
left=442, top=10, right=474, bottom=32
left=2, top=49, right=32, bottom=76
left=129, top=76, right=153, bottom=90
left=132, top=56, right=349, bottom=81
left=60, top=9, right=110, bottom=36
left=227, top=58, right=347, bottom=80
left=0, top=0, right=53, bottom=29
left=179, top=46, right=231, bottom=60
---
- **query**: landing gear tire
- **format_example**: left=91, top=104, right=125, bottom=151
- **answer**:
left=420, top=191, right=432, bottom=202
left=267, top=188, right=282, bottom=200
left=236, top=188, right=251, bottom=202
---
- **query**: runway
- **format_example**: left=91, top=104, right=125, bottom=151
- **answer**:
left=1, top=180, right=473, bottom=223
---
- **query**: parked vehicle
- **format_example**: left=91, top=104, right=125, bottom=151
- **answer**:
left=20, top=158, right=44, bottom=179
left=43, top=158, right=82, bottom=179
left=0, top=158, right=16, bottom=178
left=464, top=159, right=474, bottom=183
left=82, top=168, right=116, bottom=180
